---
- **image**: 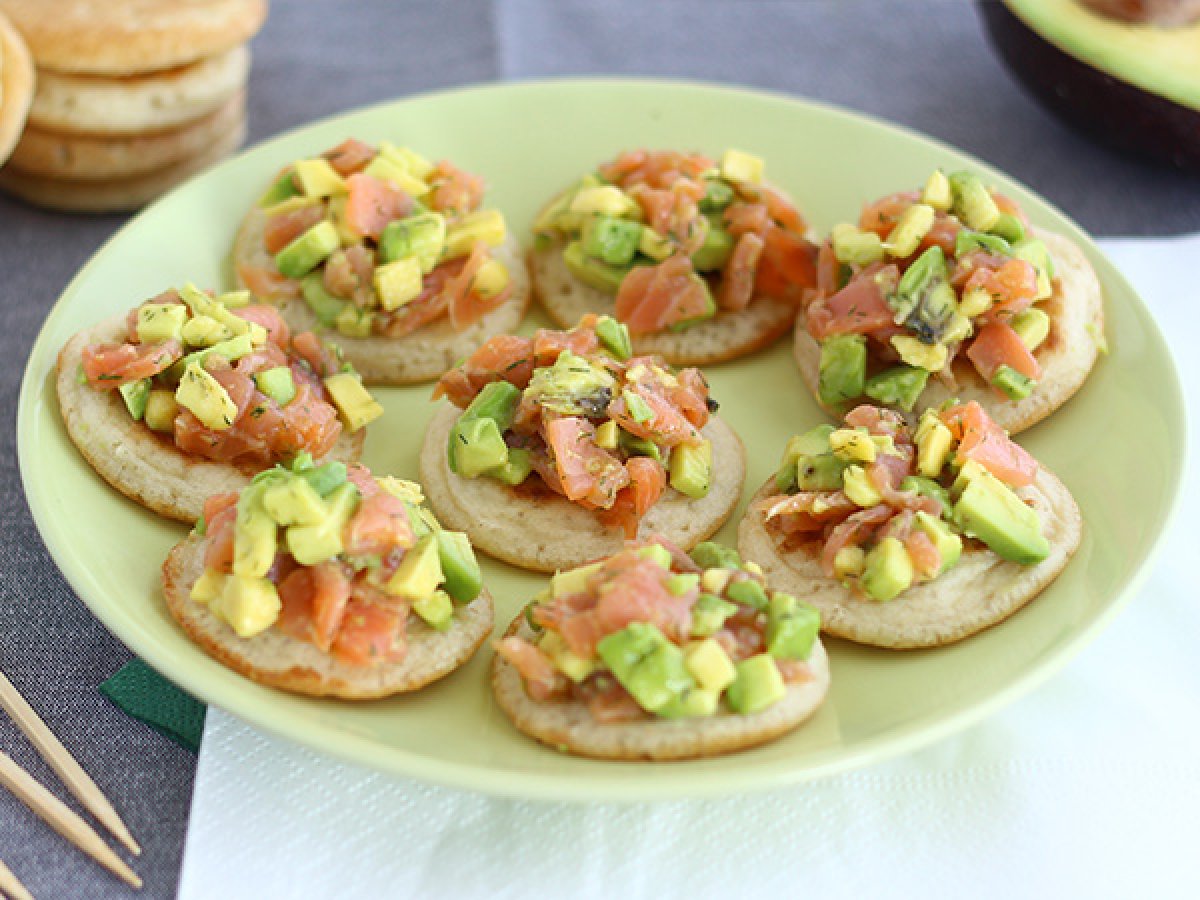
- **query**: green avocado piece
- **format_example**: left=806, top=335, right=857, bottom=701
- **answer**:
left=864, top=365, right=930, bottom=411
left=454, top=417, right=509, bottom=478
left=777, top=425, right=847, bottom=493
left=817, top=334, right=867, bottom=407
left=596, top=623, right=693, bottom=716
left=668, top=440, right=712, bottom=499
left=698, top=178, right=735, bottom=213
left=1012, top=237, right=1056, bottom=296
left=689, top=541, right=742, bottom=571
left=285, top=481, right=359, bottom=565
left=379, top=211, right=446, bottom=272
left=275, top=221, right=340, bottom=279
left=524, top=351, right=617, bottom=418
left=635, top=542, right=673, bottom=569
left=765, top=592, right=821, bottom=661
left=300, top=460, right=348, bottom=497
left=914, top=510, right=963, bottom=573
left=954, top=469, right=1050, bottom=564
left=301, top=273, right=349, bottom=327
left=690, top=592, right=738, bottom=638
left=955, top=229, right=1012, bottom=258
left=259, top=169, right=300, bottom=207
left=666, top=573, right=700, bottom=596
left=233, top=485, right=278, bottom=578
left=726, top=577, right=769, bottom=611
left=119, top=379, right=150, bottom=421
left=164, top=333, right=255, bottom=383
left=992, top=365, right=1035, bottom=400
left=581, top=215, right=643, bottom=267
left=563, top=240, right=629, bottom=294
left=262, top=477, right=326, bottom=527
left=447, top=380, right=521, bottom=473
left=434, top=530, right=483, bottom=603
left=861, top=536, right=915, bottom=601
left=989, top=212, right=1026, bottom=244
left=900, top=475, right=952, bottom=513
left=254, top=367, right=297, bottom=406
left=594, top=315, right=633, bottom=360
left=488, top=446, right=532, bottom=485
left=387, top=533, right=444, bottom=600
left=949, top=171, right=1000, bottom=232
left=619, top=430, right=663, bottom=463
left=690, top=218, right=735, bottom=272
left=725, top=654, right=786, bottom=714
left=413, top=590, right=454, bottom=631
left=1011, top=307, right=1051, bottom=351
left=894, top=246, right=957, bottom=344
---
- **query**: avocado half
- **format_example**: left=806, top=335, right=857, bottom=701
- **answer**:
left=980, top=0, right=1200, bottom=169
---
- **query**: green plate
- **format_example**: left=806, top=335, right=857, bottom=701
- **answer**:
left=17, top=80, right=1185, bottom=800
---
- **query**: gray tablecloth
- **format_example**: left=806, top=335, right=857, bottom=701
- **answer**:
left=2, top=1, right=1196, bottom=896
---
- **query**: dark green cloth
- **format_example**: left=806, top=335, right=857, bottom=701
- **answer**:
left=100, top=661, right=206, bottom=753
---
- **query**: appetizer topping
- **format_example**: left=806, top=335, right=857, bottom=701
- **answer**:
left=81, top=286, right=382, bottom=467
left=534, top=149, right=817, bottom=334
left=495, top=539, right=821, bottom=719
left=190, top=456, right=483, bottom=661
left=760, top=401, right=1048, bottom=602
left=242, top=138, right=512, bottom=339
left=433, top=315, right=716, bottom=537
left=808, top=170, right=1057, bottom=409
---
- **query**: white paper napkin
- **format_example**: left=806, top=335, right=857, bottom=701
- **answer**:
left=179, top=237, right=1200, bottom=899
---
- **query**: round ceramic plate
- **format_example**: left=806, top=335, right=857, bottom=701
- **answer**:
left=17, top=80, right=1185, bottom=800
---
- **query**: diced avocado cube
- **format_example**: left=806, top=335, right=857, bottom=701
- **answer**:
left=595, top=315, right=632, bottom=361
left=293, top=158, right=347, bottom=198
left=720, top=149, right=764, bottom=184
left=144, top=388, right=178, bottom=432
left=864, top=364, right=930, bottom=411
left=362, top=154, right=428, bottom=197
left=379, top=212, right=446, bottom=273
left=833, top=545, right=866, bottom=578
left=635, top=542, right=673, bottom=569
left=413, top=590, right=454, bottom=631
left=861, top=537, right=915, bottom=601
left=472, top=259, right=510, bottom=299
left=582, top=215, right=642, bottom=267
left=992, top=365, right=1035, bottom=400
left=597, top=623, right=693, bottom=716
left=374, top=256, right=424, bottom=311
left=190, top=568, right=226, bottom=605
left=619, top=430, right=663, bottom=463
left=700, top=567, right=732, bottom=594
left=254, top=367, right=296, bottom=406
left=562, top=240, right=628, bottom=294
left=698, top=178, right=735, bottom=213
left=622, top=388, right=655, bottom=424
left=726, top=577, right=768, bottom=611
left=668, top=440, right=712, bottom=499
left=949, top=171, right=1000, bottom=232
left=689, top=542, right=741, bottom=572
left=454, top=417, right=509, bottom=478
left=434, top=530, right=482, bottom=603
left=488, top=446, right=532, bottom=485
left=594, top=420, right=619, bottom=450
left=955, top=229, right=1011, bottom=259
left=951, top=459, right=990, bottom=499
left=638, top=226, right=674, bottom=261
left=378, top=141, right=435, bottom=179
left=766, top=592, right=821, bottom=661
left=818, top=334, right=867, bottom=407
left=119, top=379, right=150, bottom=421
left=443, top=209, right=508, bottom=259
left=829, top=427, right=877, bottom=463
left=262, top=478, right=326, bottom=526
left=539, top=631, right=595, bottom=683
left=285, top=481, right=359, bottom=565
left=831, top=224, right=885, bottom=267
left=953, top=469, right=1050, bottom=564
left=666, top=573, right=700, bottom=597
left=213, top=575, right=281, bottom=638
left=300, top=460, right=348, bottom=497
left=958, top=286, right=993, bottom=320
left=136, top=303, right=188, bottom=344
left=323, top=373, right=383, bottom=432
left=775, top=424, right=844, bottom=492
left=551, top=561, right=602, bottom=599
left=532, top=190, right=577, bottom=234
left=334, top=304, right=374, bottom=338
left=1011, top=307, right=1050, bottom=351
left=175, top=363, right=237, bottom=431
left=843, top=464, right=883, bottom=508
left=914, top=412, right=955, bottom=477
left=659, top=687, right=720, bottom=719
left=232, top=488, right=277, bottom=578
left=690, top=218, right=735, bottom=272
left=180, top=314, right=233, bottom=348
left=900, top=475, right=952, bottom=513
left=300, top=273, right=348, bottom=327
left=989, top=212, right=1026, bottom=244
left=386, top=533, right=444, bottom=600
left=165, top=333, right=255, bottom=383
left=178, top=284, right=264, bottom=342
left=524, top=350, right=617, bottom=417
left=259, top=168, right=300, bottom=207
left=726, top=654, right=786, bottom=714
left=689, top=592, right=738, bottom=638
left=914, top=510, right=963, bottom=573
left=568, top=185, right=638, bottom=218
left=448, top=380, right=521, bottom=473
left=884, top=202, right=935, bottom=258
left=275, top=221, right=340, bottom=278
left=890, top=334, right=948, bottom=372
left=921, top=170, right=953, bottom=212
left=684, top=638, right=737, bottom=692
left=1011, top=237, right=1056, bottom=300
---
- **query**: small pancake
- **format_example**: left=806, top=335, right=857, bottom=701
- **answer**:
left=0, top=10, right=35, bottom=166
left=793, top=229, right=1105, bottom=434
left=0, top=117, right=243, bottom=211
left=27, top=45, right=248, bottom=136
left=164, top=534, right=494, bottom=699
left=492, top=614, right=831, bottom=760
left=0, top=0, right=266, bottom=76
left=233, top=210, right=532, bottom=384
left=9, top=89, right=243, bottom=179
left=532, top=234, right=798, bottom=367
left=419, top=403, right=746, bottom=573
left=736, top=469, right=1083, bottom=649
left=56, top=311, right=365, bottom=523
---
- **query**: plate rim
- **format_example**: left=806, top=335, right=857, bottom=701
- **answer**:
left=17, top=75, right=1188, bottom=801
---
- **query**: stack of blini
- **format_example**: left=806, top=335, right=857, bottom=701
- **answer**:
left=0, top=0, right=266, bottom=213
